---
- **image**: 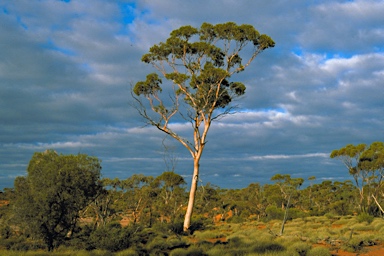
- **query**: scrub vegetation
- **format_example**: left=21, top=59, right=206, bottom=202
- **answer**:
left=0, top=141, right=384, bottom=254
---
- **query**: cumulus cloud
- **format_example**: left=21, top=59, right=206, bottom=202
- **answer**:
left=0, top=0, right=383, bottom=189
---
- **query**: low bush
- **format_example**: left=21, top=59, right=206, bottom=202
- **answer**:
left=250, top=240, right=285, bottom=253
left=194, top=230, right=224, bottom=240
left=307, top=246, right=331, bottom=256
left=350, top=223, right=374, bottom=231
left=324, top=213, right=339, bottom=220
left=289, top=241, right=311, bottom=256
left=343, top=236, right=376, bottom=253
left=170, top=246, right=206, bottom=256
left=227, top=215, right=244, bottom=223
left=115, top=248, right=140, bottom=256
left=265, top=205, right=284, bottom=221
left=0, top=237, right=46, bottom=251
left=89, top=223, right=143, bottom=252
left=356, top=212, right=374, bottom=224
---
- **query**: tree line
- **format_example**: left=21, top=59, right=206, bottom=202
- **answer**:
left=0, top=141, right=383, bottom=252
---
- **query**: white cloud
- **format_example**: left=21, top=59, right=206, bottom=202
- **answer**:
left=0, top=0, right=383, bottom=189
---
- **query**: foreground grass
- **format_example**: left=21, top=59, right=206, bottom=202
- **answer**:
left=1, top=215, right=383, bottom=255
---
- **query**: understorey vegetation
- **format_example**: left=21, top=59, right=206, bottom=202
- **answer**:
left=0, top=141, right=383, bottom=254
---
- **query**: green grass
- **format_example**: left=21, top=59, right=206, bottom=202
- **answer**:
left=193, top=230, right=225, bottom=240
left=0, top=249, right=113, bottom=256
left=2, top=215, right=384, bottom=255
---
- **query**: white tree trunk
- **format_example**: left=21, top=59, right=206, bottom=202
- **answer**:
left=183, top=158, right=199, bottom=231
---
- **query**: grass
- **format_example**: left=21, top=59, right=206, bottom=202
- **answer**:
left=1, top=216, right=384, bottom=255
left=0, top=249, right=114, bottom=256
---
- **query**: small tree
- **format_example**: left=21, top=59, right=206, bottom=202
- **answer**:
left=270, top=174, right=303, bottom=235
left=331, top=142, right=384, bottom=214
left=13, top=150, right=102, bottom=251
left=153, top=171, right=187, bottom=222
left=132, top=22, right=274, bottom=231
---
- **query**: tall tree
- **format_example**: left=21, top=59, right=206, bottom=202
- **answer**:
left=132, top=22, right=274, bottom=231
left=13, top=150, right=102, bottom=251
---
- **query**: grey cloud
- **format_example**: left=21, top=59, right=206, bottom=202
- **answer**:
left=0, top=0, right=383, bottom=190
left=299, top=0, right=384, bottom=53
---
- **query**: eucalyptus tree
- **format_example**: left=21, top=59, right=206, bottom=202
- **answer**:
left=132, top=22, right=274, bottom=231
left=331, top=142, right=384, bottom=214
left=153, top=171, right=187, bottom=222
left=270, top=174, right=304, bottom=235
left=119, top=174, right=155, bottom=225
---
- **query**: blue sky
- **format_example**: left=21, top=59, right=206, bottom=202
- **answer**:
left=1, top=0, right=383, bottom=190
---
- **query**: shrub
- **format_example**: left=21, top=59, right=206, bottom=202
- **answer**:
left=0, top=224, right=11, bottom=239
left=170, top=248, right=189, bottom=256
left=324, top=212, right=338, bottom=220
left=189, top=217, right=207, bottom=234
left=251, top=240, right=285, bottom=253
left=194, top=230, right=224, bottom=240
left=64, top=224, right=94, bottom=250
left=265, top=205, right=284, bottom=221
left=356, top=212, right=374, bottom=224
left=145, top=236, right=168, bottom=253
left=195, top=240, right=215, bottom=251
left=344, top=237, right=364, bottom=252
left=289, top=241, right=311, bottom=256
left=170, top=247, right=206, bottom=256
left=350, top=223, right=374, bottom=231
left=166, top=236, right=188, bottom=249
left=288, top=208, right=308, bottom=219
left=228, top=215, right=244, bottom=223
left=343, top=236, right=376, bottom=253
left=307, top=246, right=331, bottom=256
left=89, top=224, right=142, bottom=252
left=0, top=236, right=46, bottom=251
left=115, top=248, right=140, bottom=256
left=168, top=220, right=185, bottom=235
left=227, top=236, right=246, bottom=248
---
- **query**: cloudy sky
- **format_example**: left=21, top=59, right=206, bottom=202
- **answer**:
left=1, top=0, right=383, bottom=190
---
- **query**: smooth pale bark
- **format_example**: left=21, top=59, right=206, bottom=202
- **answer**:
left=183, top=158, right=200, bottom=231
left=133, top=23, right=275, bottom=232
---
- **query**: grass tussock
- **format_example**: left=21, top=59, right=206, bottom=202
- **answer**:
left=1, top=215, right=384, bottom=255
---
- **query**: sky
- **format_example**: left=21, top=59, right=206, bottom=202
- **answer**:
left=1, top=0, right=383, bottom=190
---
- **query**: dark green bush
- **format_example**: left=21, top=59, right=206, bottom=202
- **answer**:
left=64, top=224, right=93, bottom=250
left=357, top=212, right=374, bottom=224
left=251, top=240, right=285, bottom=253
left=228, top=236, right=246, bottom=248
left=168, top=220, right=184, bottom=235
left=145, top=236, right=169, bottom=254
left=265, top=205, right=284, bottom=220
left=290, top=241, right=311, bottom=256
left=7, top=238, right=46, bottom=251
left=195, top=240, right=215, bottom=251
left=0, top=224, right=11, bottom=239
left=145, top=235, right=188, bottom=255
left=89, top=223, right=142, bottom=252
left=170, top=246, right=206, bottom=256
left=288, top=208, right=308, bottom=219
left=228, top=215, right=244, bottom=223
left=324, top=212, right=339, bottom=220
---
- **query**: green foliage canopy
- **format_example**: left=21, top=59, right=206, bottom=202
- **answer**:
left=132, top=22, right=274, bottom=231
left=331, top=142, right=384, bottom=214
left=134, top=22, right=275, bottom=119
left=13, top=150, right=102, bottom=251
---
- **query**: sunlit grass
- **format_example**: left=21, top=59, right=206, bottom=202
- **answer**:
left=0, top=249, right=113, bottom=256
left=1, top=215, right=383, bottom=255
